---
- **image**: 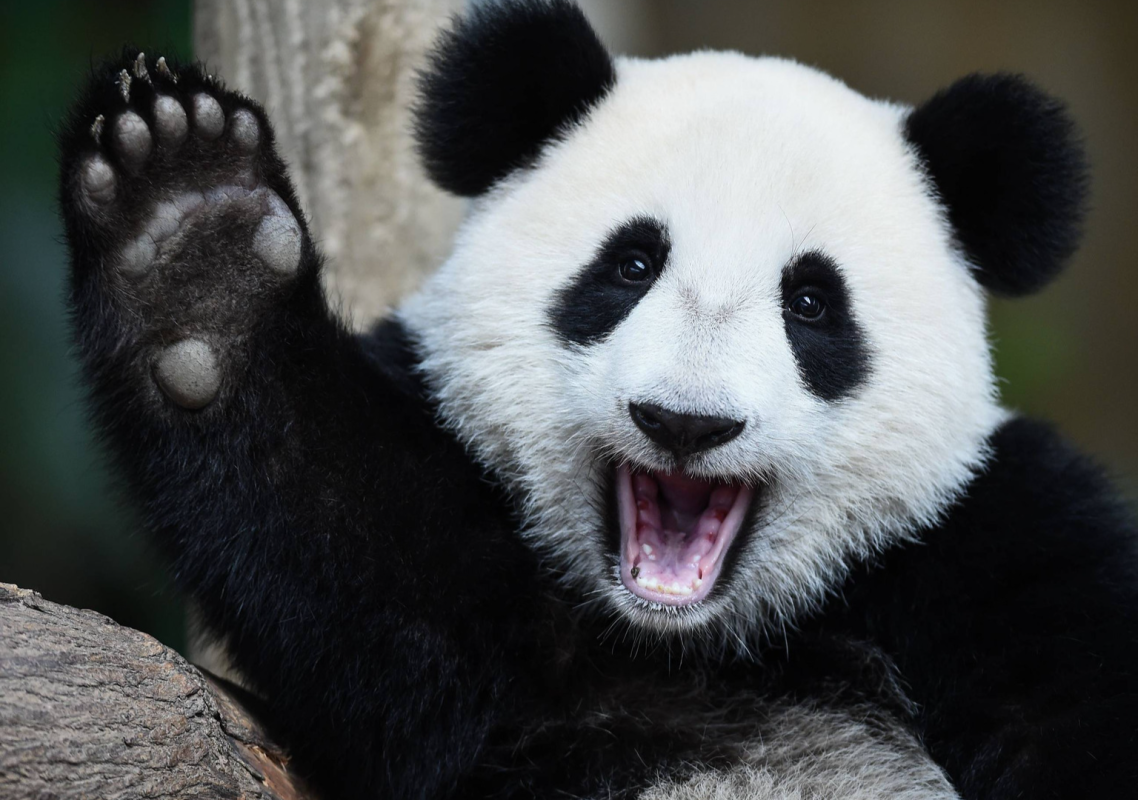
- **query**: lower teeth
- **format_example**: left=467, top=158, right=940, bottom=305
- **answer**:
left=634, top=574, right=699, bottom=596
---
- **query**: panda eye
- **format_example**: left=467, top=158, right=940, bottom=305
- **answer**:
left=618, top=255, right=653, bottom=283
left=788, top=292, right=826, bottom=321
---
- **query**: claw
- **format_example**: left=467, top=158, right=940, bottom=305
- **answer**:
left=117, top=69, right=132, bottom=102
left=90, top=114, right=105, bottom=144
left=133, top=52, right=151, bottom=83
left=156, top=56, right=177, bottom=83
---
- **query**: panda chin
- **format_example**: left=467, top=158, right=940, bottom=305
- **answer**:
left=616, top=464, right=754, bottom=607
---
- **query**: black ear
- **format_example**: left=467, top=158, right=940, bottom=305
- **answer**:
left=905, top=74, right=1088, bottom=296
left=414, top=0, right=615, bottom=197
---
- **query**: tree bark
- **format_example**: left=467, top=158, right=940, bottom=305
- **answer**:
left=193, top=0, right=466, bottom=329
left=0, top=583, right=318, bottom=800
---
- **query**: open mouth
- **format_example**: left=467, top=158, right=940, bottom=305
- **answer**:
left=616, top=464, right=753, bottom=606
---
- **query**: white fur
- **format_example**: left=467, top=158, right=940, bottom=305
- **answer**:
left=400, top=53, right=1006, bottom=646
left=640, top=704, right=959, bottom=800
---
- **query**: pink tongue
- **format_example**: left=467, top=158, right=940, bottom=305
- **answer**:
left=631, top=473, right=739, bottom=596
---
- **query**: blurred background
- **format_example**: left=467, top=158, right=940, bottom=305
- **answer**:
left=2, top=0, right=1135, bottom=654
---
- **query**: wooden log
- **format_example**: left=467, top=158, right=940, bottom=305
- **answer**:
left=0, top=583, right=318, bottom=800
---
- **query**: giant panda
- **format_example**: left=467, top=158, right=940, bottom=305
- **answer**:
left=58, top=0, right=1138, bottom=798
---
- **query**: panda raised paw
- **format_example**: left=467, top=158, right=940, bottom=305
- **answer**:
left=61, top=52, right=310, bottom=411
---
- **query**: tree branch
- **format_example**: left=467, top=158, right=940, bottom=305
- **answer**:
left=0, top=583, right=318, bottom=800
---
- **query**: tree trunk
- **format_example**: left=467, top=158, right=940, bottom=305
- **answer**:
left=193, top=0, right=466, bottom=328
left=0, top=583, right=318, bottom=800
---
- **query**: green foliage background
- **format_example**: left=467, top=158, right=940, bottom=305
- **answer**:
left=1, top=0, right=193, bottom=649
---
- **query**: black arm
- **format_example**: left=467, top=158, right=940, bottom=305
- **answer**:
left=59, top=52, right=537, bottom=800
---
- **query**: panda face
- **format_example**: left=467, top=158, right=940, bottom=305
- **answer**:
left=401, top=52, right=1008, bottom=641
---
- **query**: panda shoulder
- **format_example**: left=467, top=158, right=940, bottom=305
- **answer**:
left=847, top=416, right=1138, bottom=626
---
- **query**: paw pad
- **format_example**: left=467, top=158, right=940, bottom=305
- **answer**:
left=230, top=109, right=260, bottom=153
left=154, top=338, right=221, bottom=409
left=254, top=193, right=302, bottom=274
left=153, top=96, right=188, bottom=145
left=116, top=190, right=206, bottom=275
left=193, top=94, right=225, bottom=140
left=81, top=155, right=116, bottom=206
left=114, top=111, right=152, bottom=167
left=118, top=236, right=157, bottom=275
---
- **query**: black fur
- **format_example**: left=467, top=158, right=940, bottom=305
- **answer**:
left=780, top=251, right=872, bottom=401
left=59, top=52, right=542, bottom=800
left=549, top=216, right=671, bottom=346
left=414, top=0, right=616, bottom=197
left=820, top=417, right=1138, bottom=798
left=461, top=633, right=929, bottom=799
left=59, top=41, right=1138, bottom=800
left=906, top=74, right=1088, bottom=296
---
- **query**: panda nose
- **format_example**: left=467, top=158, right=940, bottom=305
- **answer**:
left=629, top=402, right=746, bottom=459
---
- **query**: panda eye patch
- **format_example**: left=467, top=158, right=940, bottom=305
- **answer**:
left=779, top=251, right=871, bottom=401
left=788, top=291, right=826, bottom=321
left=549, top=216, right=671, bottom=346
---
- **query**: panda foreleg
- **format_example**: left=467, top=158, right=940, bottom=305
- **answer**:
left=58, top=52, right=533, bottom=799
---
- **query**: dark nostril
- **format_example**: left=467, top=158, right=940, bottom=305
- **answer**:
left=629, top=402, right=746, bottom=459
left=629, top=402, right=664, bottom=432
left=698, top=419, right=746, bottom=450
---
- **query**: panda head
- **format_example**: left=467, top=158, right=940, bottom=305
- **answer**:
left=400, top=0, right=1087, bottom=642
